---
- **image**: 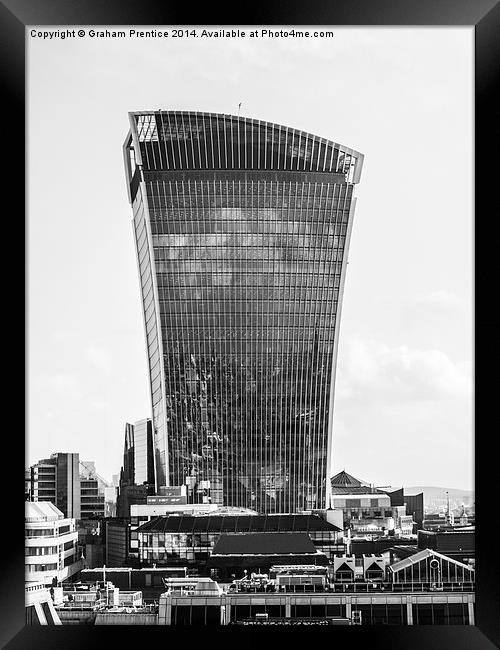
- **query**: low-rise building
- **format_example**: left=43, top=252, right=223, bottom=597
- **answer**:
left=388, top=548, right=475, bottom=586
left=25, top=501, right=82, bottom=586
left=330, top=471, right=396, bottom=535
left=25, top=582, right=62, bottom=625
left=417, top=529, right=475, bottom=563
left=207, top=532, right=329, bottom=581
left=135, top=514, right=343, bottom=569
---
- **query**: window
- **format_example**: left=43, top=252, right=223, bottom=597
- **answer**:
left=25, top=529, right=54, bottom=538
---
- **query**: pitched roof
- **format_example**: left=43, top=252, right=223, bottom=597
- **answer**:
left=25, top=501, right=64, bottom=520
left=388, top=548, right=475, bottom=574
left=330, top=486, right=386, bottom=495
left=211, top=532, right=317, bottom=556
left=331, top=470, right=370, bottom=488
left=136, top=513, right=341, bottom=534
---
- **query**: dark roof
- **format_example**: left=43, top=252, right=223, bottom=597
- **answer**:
left=207, top=553, right=329, bottom=568
left=331, top=470, right=369, bottom=488
left=330, top=486, right=386, bottom=495
left=136, top=514, right=341, bottom=534
left=212, top=533, right=317, bottom=556
left=330, top=471, right=386, bottom=495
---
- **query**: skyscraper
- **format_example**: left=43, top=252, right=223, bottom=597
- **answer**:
left=123, top=111, right=363, bottom=513
left=117, top=419, right=155, bottom=517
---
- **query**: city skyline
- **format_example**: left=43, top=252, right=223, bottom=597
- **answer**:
left=28, top=28, right=473, bottom=490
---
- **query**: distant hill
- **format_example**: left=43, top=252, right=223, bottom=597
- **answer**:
left=403, top=486, right=473, bottom=498
left=402, top=486, right=474, bottom=510
left=380, top=486, right=474, bottom=509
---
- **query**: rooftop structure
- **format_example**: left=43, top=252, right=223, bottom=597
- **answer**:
left=330, top=470, right=386, bottom=495
left=136, top=513, right=341, bottom=534
left=388, top=548, right=475, bottom=585
left=25, top=501, right=65, bottom=522
left=211, top=531, right=319, bottom=555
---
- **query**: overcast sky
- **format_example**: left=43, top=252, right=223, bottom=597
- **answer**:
left=27, top=27, right=473, bottom=491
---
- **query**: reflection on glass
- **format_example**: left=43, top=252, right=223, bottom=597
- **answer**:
left=125, top=112, right=363, bottom=513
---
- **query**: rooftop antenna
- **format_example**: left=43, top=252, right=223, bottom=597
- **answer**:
left=237, top=102, right=242, bottom=117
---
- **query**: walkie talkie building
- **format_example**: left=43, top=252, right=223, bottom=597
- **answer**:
left=123, top=111, right=363, bottom=513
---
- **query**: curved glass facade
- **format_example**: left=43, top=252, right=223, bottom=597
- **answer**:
left=124, top=111, right=363, bottom=513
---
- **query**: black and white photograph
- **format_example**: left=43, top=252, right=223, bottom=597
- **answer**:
left=5, top=8, right=496, bottom=645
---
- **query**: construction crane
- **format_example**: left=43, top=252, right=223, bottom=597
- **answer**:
left=79, top=460, right=109, bottom=488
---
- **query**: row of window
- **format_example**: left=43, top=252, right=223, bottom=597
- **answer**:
left=157, top=300, right=339, bottom=313
left=152, top=235, right=346, bottom=248
left=165, top=602, right=469, bottom=626
left=154, top=261, right=343, bottom=274
left=158, top=321, right=336, bottom=332
left=147, top=209, right=351, bottom=224
left=25, top=529, right=55, bottom=538
left=157, top=278, right=340, bottom=292
left=147, top=206, right=351, bottom=220
left=25, top=563, right=58, bottom=572
left=150, top=223, right=349, bottom=238
left=141, top=167, right=348, bottom=184
left=145, top=183, right=353, bottom=205
left=25, top=546, right=58, bottom=556
left=145, top=190, right=352, bottom=204
left=137, top=119, right=352, bottom=174
left=153, top=253, right=344, bottom=267
left=159, top=283, right=335, bottom=306
left=137, top=531, right=336, bottom=545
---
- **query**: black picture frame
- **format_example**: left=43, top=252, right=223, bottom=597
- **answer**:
left=4, top=0, right=499, bottom=647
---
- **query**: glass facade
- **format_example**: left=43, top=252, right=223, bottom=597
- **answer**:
left=134, top=418, right=155, bottom=485
left=124, top=111, right=363, bottom=513
left=136, top=514, right=341, bottom=568
left=117, top=419, right=155, bottom=518
left=54, top=453, right=80, bottom=519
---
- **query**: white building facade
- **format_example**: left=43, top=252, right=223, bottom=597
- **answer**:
left=25, top=501, right=83, bottom=586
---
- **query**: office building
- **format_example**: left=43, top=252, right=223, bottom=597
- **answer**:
left=28, top=453, right=80, bottom=519
left=27, top=453, right=108, bottom=520
left=117, top=419, right=155, bottom=518
left=80, top=477, right=105, bottom=519
left=330, top=470, right=393, bottom=528
left=123, top=110, right=364, bottom=512
left=25, top=501, right=82, bottom=586
left=135, top=513, right=343, bottom=568
left=104, top=486, right=118, bottom=518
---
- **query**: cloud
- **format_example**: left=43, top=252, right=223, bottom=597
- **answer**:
left=413, top=290, right=465, bottom=314
left=337, top=337, right=472, bottom=403
left=38, top=373, right=83, bottom=401
left=84, top=344, right=112, bottom=373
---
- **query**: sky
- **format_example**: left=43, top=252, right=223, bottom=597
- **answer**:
left=27, top=27, right=473, bottom=491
